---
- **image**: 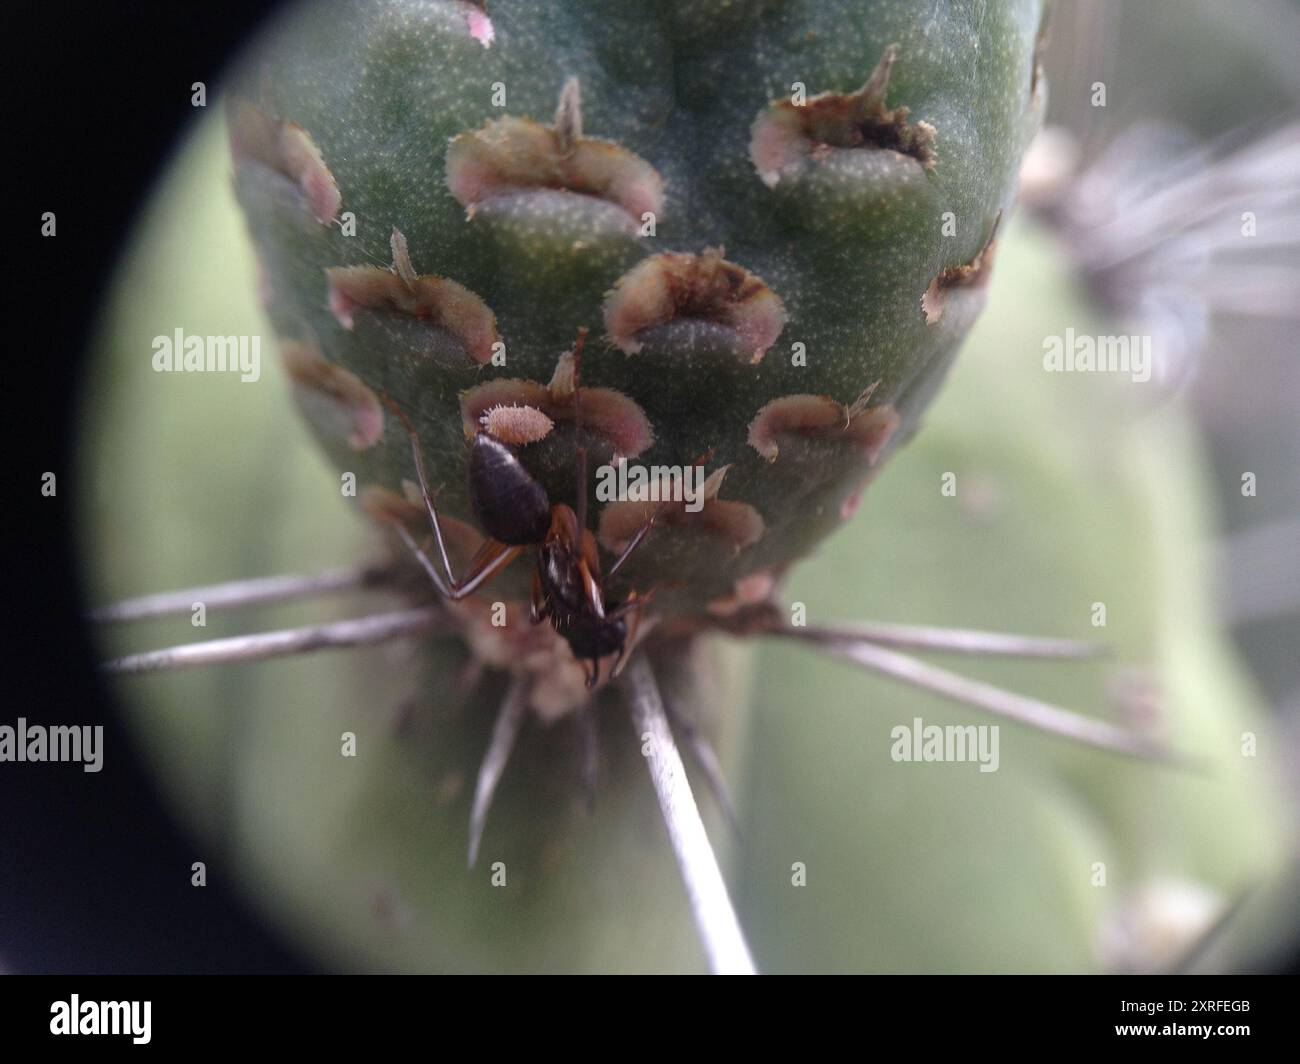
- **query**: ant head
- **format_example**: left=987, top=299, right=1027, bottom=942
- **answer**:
left=565, top=613, right=629, bottom=689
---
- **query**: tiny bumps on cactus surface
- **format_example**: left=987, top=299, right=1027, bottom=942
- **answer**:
left=229, top=0, right=1048, bottom=709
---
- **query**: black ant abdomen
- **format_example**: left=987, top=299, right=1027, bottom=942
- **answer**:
left=469, top=432, right=552, bottom=546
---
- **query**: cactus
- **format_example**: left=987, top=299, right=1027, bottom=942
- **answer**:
left=87, top=0, right=1290, bottom=973
left=228, top=0, right=1048, bottom=715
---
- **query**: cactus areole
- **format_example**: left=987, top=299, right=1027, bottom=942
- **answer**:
left=230, top=0, right=1048, bottom=716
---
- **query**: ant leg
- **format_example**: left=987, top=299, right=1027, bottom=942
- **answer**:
left=390, top=520, right=521, bottom=601
left=606, top=449, right=715, bottom=580
left=380, top=392, right=522, bottom=600
left=529, top=567, right=548, bottom=624
left=575, top=443, right=589, bottom=534
left=459, top=545, right=521, bottom=599
left=610, top=588, right=655, bottom=677
left=606, top=500, right=675, bottom=580
left=463, top=536, right=506, bottom=575
left=379, top=393, right=457, bottom=586
left=570, top=326, right=590, bottom=533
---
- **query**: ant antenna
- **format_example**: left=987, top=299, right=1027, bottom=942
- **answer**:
left=571, top=326, right=590, bottom=533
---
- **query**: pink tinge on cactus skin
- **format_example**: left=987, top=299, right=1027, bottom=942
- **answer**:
left=603, top=249, right=787, bottom=361
left=324, top=264, right=500, bottom=365
left=749, top=43, right=937, bottom=189
left=362, top=487, right=486, bottom=563
left=445, top=100, right=665, bottom=226
left=280, top=339, right=385, bottom=451
left=747, top=390, right=900, bottom=463
left=921, top=214, right=1002, bottom=325
left=706, top=568, right=781, bottom=616
left=598, top=493, right=765, bottom=556
left=599, top=463, right=764, bottom=557
left=229, top=100, right=342, bottom=225
left=464, top=5, right=494, bottom=48
left=840, top=482, right=870, bottom=520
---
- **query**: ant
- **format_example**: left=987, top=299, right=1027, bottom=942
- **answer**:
left=382, top=328, right=667, bottom=688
